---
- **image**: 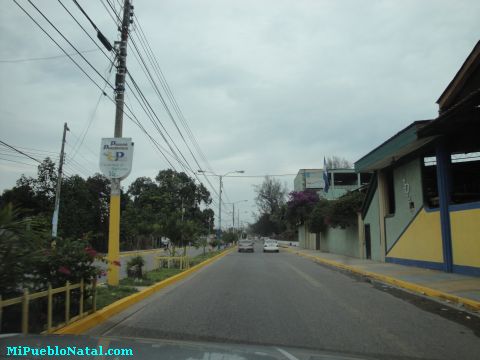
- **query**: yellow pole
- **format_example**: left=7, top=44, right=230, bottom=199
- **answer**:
left=107, top=192, right=120, bottom=285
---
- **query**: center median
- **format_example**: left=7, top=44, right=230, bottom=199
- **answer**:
left=55, top=246, right=236, bottom=335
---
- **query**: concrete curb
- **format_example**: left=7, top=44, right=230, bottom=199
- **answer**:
left=55, top=247, right=236, bottom=335
left=284, top=248, right=480, bottom=312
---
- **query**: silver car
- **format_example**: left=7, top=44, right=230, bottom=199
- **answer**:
left=238, top=240, right=254, bottom=253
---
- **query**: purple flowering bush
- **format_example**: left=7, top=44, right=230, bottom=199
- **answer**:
left=285, top=190, right=319, bottom=225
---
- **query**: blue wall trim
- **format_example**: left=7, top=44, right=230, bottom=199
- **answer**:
left=387, top=258, right=480, bottom=277
left=449, top=201, right=480, bottom=212
left=386, top=257, right=444, bottom=271
left=452, top=264, right=480, bottom=277
left=425, top=201, right=480, bottom=213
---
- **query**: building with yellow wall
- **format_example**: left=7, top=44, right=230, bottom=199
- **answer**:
left=355, top=41, right=480, bottom=276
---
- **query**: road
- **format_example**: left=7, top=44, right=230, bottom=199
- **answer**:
left=88, top=241, right=480, bottom=360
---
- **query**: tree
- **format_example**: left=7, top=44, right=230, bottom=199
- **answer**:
left=307, top=199, right=330, bottom=233
left=253, top=176, right=288, bottom=215
left=0, top=158, right=57, bottom=217
left=325, top=156, right=352, bottom=169
left=250, top=213, right=281, bottom=236
left=0, top=204, right=44, bottom=296
left=285, top=190, right=319, bottom=226
left=328, top=191, right=365, bottom=229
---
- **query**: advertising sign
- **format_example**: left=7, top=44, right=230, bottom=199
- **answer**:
left=305, top=171, right=325, bottom=189
left=99, top=138, right=134, bottom=179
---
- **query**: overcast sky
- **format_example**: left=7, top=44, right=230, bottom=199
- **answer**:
left=0, top=0, right=478, bottom=227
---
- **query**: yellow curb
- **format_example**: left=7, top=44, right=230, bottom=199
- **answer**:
left=55, top=247, right=236, bottom=335
left=119, top=249, right=166, bottom=258
left=284, top=248, right=480, bottom=312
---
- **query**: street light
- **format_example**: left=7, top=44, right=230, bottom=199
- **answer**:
left=197, top=169, right=245, bottom=238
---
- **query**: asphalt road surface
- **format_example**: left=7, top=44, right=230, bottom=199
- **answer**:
left=88, top=241, right=480, bottom=360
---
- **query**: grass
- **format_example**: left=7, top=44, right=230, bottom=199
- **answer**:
left=119, top=268, right=182, bottom=286
left=95, top=285, right=138, bottom=310
left=189, top=249, right=223, bottom=266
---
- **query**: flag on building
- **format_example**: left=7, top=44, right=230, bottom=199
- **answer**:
left=323, top=157, right=330, bottom=193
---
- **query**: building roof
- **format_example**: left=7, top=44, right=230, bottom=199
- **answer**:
left=437, top=40, right=480, bottom=111
left=354, top=120, right=434, bottom=172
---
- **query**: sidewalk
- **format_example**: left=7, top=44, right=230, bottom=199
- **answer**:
left=284, top=247, right=480, bottom=312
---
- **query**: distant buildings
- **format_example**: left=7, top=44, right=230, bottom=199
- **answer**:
left=294, top=168, right=369, bottom=251
left=294, top=168, right=370, bottom=200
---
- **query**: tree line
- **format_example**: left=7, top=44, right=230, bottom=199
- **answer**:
left=0, top=158, right=215, bottom=252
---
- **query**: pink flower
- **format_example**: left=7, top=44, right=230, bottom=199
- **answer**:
left=85, top=246, right=97, bottom=258
left=58, top=266, right=71, bottom=275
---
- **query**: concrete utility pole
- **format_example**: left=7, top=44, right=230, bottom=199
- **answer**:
left=108, top=0, right=132, bottom=286
left=197, top=170, right=245, bottom=239
left=52, top=122, right=69, bottom=238
left=218, top=176, right=223, bottom=237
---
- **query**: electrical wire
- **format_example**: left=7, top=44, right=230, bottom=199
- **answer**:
left=0, top=48, right=99, bottom=63
left=25, top=0, right=115, bottom=90
left=13, top=0, right=109, bottom=95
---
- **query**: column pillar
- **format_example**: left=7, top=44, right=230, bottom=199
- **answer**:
left=435, top=140, right=453, bottom=272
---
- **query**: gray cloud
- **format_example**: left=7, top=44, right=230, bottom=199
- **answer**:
left=1, top=0, right=479, bottom=226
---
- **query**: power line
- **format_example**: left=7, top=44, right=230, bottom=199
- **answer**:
left=127, top=29, right=223, bottom=203
left=131, top=15, right=218, bottom=176
left=0, top=48, right=99, bottom=63
left=0, top=140, right=43, bottom=164
left=0, top=157, right=39, bottom=167
left=12, top=0, right=176, bottom=179
left=213, top=174, right=298, bottom=178
left=0, top=140, right=71, bottom=180
left=126, top=16, right=224, bottom=204
left=57, top=0, right=113, bottom=63
left=13, top=0, right=109, bottom=95
left=25, top=0, right=114, bottom=90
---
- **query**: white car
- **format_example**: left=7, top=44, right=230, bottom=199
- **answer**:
left=263, top=240, right=279, bottom=253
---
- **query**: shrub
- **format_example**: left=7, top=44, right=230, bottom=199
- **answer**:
left=126, top=255, right=145, bottom=278
left=328, top=191, right=365, bottom=229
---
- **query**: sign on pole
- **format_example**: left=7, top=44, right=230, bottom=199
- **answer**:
left=100, top=138, right=134, bottom=179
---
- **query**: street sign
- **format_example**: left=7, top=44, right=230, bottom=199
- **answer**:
left=99, top=138, right=134, bottom=179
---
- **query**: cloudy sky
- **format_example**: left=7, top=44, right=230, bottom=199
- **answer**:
left=0, top=0, right=478, bottom=227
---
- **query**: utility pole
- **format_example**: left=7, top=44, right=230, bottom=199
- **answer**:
left=52, top=122, right=69, bottom=238
left=107, top=0, right=132, bottom=286
left=218, top=176, right=222, bottom=238
left=232, top=203, right=235, bottom=230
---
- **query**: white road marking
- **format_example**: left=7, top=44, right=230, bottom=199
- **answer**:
left=275, top=347, right=300, bottom=360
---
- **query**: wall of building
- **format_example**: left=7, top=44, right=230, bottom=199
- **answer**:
left=298, top=224, right=306, bottom=248
left=385, top=158, right=424, bottom=251
left=324, top=186, right=358, bottom=200
left=386, top=208, right=443, bottom=267
left=320, top=225, right=360, bottom=258
left=363, top=187, right=382, bottom=261
left=450, top=205, right=480, bottom=273
left=294, top=172, right=305, bottom=191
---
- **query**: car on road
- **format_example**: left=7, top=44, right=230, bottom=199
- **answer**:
left=238, top=240, right=254, bottom=253
left=263, top=239, right=279, bottom=253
